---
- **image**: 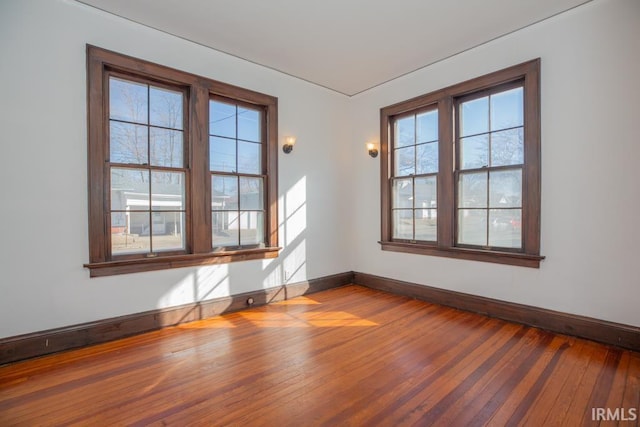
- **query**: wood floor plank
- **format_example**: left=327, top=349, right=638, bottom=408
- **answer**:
left=602, top=352, right=633, bottom=422
left=60, top=288, right=413, bottom=425
left=522, top=339, right=597, bottom=426
left=375, top=323, right=531, bottom=425
left=408, top=327, right=548, bottom=426
left=204, top=300, right=455, bottom=425
left=0, top=284, right=638, bottom=426
left=561, top=344, right=612, bottom=426
left=623, top=354, right=640, bottom=427
left=445, top=335, right=570, bottom=426
left=205, top=301, right=450, bottom=426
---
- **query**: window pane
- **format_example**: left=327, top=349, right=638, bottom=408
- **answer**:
left=459, top=172, right=487, bottom=208
left=112, top=211, right=151, bottom=255
left=416, top=142, right=438, bottom=175
left=151, top=171, right=185, bottom=211
left=491, top=128, right=524, bottom=167
left=151, top=212, right=185, bottom=251
left=460, top=96, right=488, bottom=137
left=395, top=146, right=415, bottom=176
left=109, top=77, right=148, bottom=124
left=489, top=169, right=522, bottom=208
left=209, top=100, right=236, bottom=138
left=210, top=136, right=236, bottom=172
left=458, top=209, right=487, bottom=246
left=149, top=86, right=183, bottom=130
left=415, top=209, right=437, bottom=241
left=460, top=134, right=489, bottom=170
left=111, top=212, right=150, bottom=255
left=237, top=141, right=261, bottom=175
left=392, top=209, right=413, bottom=239
left=414, top=176, right=437, bottom=209
left=240, top=177, right=263, bottom=210
left=110, top=122, right=148, bottom=165
left=395, top=116, right=415, bottom=147
left=111, top=168, right=149, bottom=211
left=240, top=211, right=264, bottom=246
left=212, top=175, right=238, bottom=210
left=110, top=212, right=127, bottom=234
left=212, top=212, right=239, bottom=247
left=238, top=107, right=261, bottom=142
left=416, top=110, right=437, bottom=143
left=489, top=209, right=522, bottom=248
left=150, top=128, right=183, bottom=167
left=392, top=178, right=413, bottom=209
left=491, top=87, right=523, bottom=131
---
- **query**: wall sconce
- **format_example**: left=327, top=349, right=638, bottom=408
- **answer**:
left=283, top=136, right=296, bottom=154
left=367, top=142, right=379, bottom=158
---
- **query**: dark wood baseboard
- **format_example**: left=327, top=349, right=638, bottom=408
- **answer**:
left=0, top=272, right=354, bottom=365
left=4, top=270, right=637, bottom=365
left=353, top=272, right=640, bottom=352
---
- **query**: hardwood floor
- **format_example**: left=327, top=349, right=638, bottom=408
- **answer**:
left=1, top=285, right=638, bottom=426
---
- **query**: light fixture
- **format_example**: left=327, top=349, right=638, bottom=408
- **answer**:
left=283, top=136, right=296, bottom=154
left=367, top=142, right=379, bottom=158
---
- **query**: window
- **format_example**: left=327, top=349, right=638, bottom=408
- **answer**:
left=86, top=46, right=279, bottom=277
left=380, top=59, right=543, bottom=267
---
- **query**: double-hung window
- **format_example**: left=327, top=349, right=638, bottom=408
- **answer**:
left=380, top=59, right=543, bottom=267
left=86, top=46, right=279, bottom=277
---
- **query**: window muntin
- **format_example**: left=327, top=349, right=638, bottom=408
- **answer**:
left=390, top=108, right=438, bottom=243
left=380, top=59, right=542, bottom=268
left=108, top=76, right=187, bottom=257
left=455, top=85, right=524, bottom=251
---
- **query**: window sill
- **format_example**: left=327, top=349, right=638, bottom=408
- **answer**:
left=379, top=241, right=544, bottom=268
left=84, top=247, right=281, bottom=277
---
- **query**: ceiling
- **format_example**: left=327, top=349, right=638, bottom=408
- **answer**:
left=77, top=0, right=591, bottom=96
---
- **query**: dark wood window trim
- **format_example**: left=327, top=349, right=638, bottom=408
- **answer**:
left=380, top=59, right=544, bottom=267
left=85, top=45, right=279, bottom=277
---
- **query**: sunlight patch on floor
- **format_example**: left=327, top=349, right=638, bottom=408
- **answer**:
left=238, top=310, right=378, bottom=328
left=273, top=296, right=321, bottom=305
left=177, top=318, right=237, bottom=329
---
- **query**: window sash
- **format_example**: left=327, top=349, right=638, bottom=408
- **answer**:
left=106, top=74, right=189, bottom=259
left=453, top=83, right=525, bottom=252
left=209, top=97, right=267, bottom=250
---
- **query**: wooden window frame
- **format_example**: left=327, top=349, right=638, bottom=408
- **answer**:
left=380, top=59, right=544, bottom=268
left=85, top=46, right=279, bottom=277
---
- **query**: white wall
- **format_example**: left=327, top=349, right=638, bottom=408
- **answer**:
left=0, top=0, right=351, bottom=338
left=349, top=0, right=640, bottom=327
left=1, top=0, right=638, bottom=339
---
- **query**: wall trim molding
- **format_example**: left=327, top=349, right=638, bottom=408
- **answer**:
left=0, top=272, right=354, bottom=365
left=352, top=272, right=640, bottom=352
left=3, top=270, right=638, bottom=365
